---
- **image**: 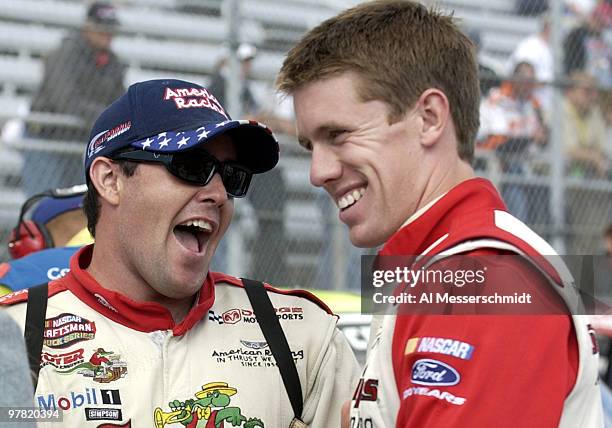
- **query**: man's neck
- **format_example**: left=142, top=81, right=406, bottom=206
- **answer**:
left=86, top=241, right=196, bottom=324
left=416, top=157, right=476, bottom=216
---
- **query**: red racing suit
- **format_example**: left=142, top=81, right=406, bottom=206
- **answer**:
left=350, top=178, right=602, bottom=427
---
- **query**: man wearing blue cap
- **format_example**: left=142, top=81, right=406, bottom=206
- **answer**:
left=1, top=187, right=92, bottom=294
left=1, top=79, right=359, bottom=427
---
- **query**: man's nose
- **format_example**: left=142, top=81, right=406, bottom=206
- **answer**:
left=310, top=144, right=342, bottom=188
left=197, top=172, right=229, bottom=205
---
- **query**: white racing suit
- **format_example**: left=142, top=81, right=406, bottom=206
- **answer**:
left=1, top=245, right=360, bottom=428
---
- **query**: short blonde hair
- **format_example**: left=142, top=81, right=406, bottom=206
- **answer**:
left=277, top=0, right=480, bottom=161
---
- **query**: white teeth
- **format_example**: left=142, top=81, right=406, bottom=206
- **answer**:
left=336, top=187, right=366, bottom=210
left=180, top=219, right=213, bottom=232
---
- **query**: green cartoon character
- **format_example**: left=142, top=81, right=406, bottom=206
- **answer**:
left=58, top=348, right=127, bottom=383
left=153, top=382, right=264, bottom=428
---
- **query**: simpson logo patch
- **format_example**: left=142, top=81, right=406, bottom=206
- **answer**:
left=44, top=313, right=96, bottom=348
left=85, top=408, right=123, bottom=421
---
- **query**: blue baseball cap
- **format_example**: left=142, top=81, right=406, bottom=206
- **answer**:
left=84, top=79, right=279, bottom=178
left=31, top=195, right=84, bottom=225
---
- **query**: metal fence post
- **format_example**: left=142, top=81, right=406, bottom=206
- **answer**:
left=549, top=0, right=567, bottom=253
left=223, top=0, right=246, bottom=277
left=332, top=211, right=347, bottom=290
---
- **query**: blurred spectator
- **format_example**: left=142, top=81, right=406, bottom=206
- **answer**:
left=1, top=186, right=91, bottom=295
left=208, top=43, right=259, bottom=116
left=563, top=72, right=608, bottom=178
left=516, top=0, right=548, bottom=16
left=509, top=14, right=554, bottom=113
left=23, top=2, right=125, bottom=196
left=478, top=61, right=548, bottom=223
left=0, top=311, right=36, bottom=428
left=565, top=0, right=597, bottom=19
left=564, top=1, right=612, bottom=87
left=208, top=44, right=289, bottom=284
left=563, top=72, right=610, bottom=253
left=465, top=28, right=500, bottom=96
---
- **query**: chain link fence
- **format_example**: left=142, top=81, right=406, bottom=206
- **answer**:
left=0, top=0, right=610, bottom=291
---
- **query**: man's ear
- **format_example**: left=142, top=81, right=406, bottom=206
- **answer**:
left=416, top=88, right=450, bottom=147
left=89, top=157, right=121, bottom=206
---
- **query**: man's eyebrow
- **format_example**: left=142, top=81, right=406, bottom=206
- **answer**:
left=297, top=121, right=351, bottom=150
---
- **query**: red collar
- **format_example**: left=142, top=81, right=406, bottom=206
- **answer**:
left=380, top=178, right=507, bottom=256
left=65, top=245, right=215, bottom=336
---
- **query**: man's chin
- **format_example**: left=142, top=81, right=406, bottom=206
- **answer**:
left=162, top=271, right=207, bottom=298
left=161, top=282, right=203, bottom=301
left=349, top=226, right=387, bottom=249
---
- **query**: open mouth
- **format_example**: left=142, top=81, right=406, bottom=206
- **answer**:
left=173, top=219, right=213, bottom=253
left=337, top=187, right=366, bottom=211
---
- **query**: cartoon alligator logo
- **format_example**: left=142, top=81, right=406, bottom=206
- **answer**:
left=154, top=382, right=264, bottom=428
left=57, top=348, right=127, bottom=383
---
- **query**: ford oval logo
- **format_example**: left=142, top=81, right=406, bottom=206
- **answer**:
left=411, top=359, right=460, bottom=386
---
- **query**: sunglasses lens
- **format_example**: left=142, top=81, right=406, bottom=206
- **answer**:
left=114, top=149, right=253, bottom=197
left=221, top=164, right=252, bottom=197
left=169, top=153, right=216, bottom=185
left=169, top=151, right=252, bottom=197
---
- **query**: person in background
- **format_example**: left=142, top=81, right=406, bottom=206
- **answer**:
left=0, top=311, right=36, bottom=428
left=478, top=61, right=549, bottom=224
left=0, top=186, right=92, bottom=294
left=515, top=0, right=548, bottom=15
left=208, top=43, right=259, bottom=116
left=563, top=72, right=610, bottom=254
left=23, top=2, right=125, bottom=196
left=564, top=1, right=612, bottom=87
left=277, top=1, right=602, bottom=426
left=563, top=71, right=608, bottom=178
left=508, top=14, right=553, bottom=112
left=465, top=28, right=500, bottom=97
left=209, top=43, right=289, bottom=284
left=565, top=0, right=598, bottom=19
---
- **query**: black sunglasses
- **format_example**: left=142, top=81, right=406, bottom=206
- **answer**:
left=111, top=149, right=252, bottom=198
